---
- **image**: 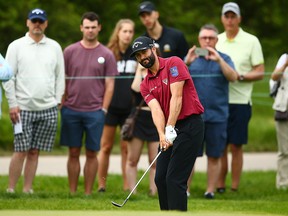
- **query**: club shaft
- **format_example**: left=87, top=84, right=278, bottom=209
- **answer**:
left=127, top=150, right=161, bottom=199
left=113, top=150, right=162, bottom=207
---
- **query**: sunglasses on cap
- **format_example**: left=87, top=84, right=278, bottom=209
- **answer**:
left=31, top=19, right=45, bottom=24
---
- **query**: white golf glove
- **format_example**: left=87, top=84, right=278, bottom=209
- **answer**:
left=165, top=125, right=177, bottom=144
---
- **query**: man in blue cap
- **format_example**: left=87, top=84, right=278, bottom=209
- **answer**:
left=3, top=8, right=65, bottom=194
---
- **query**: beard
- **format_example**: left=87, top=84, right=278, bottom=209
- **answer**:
left=139, top=50, right=156, bottom=68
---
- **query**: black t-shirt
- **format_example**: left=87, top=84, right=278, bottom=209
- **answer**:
left=109, top=46, right=137, bottom=113
left=144, top=26, right=189, bottom=59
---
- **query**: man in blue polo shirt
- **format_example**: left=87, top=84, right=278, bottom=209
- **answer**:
left=185, top=24, right=237, bottom=199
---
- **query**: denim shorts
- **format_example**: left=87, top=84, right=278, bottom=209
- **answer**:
left=199, top=121, right=227, bottom=158
left=60, top=106, right=105, bottom=151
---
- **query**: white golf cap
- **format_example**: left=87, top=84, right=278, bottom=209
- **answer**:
left=222, top=2, right=241, bottom=16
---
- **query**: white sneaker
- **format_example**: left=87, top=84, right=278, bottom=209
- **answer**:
left=23, top=189, right=34, bottom=194
left=6, top=188, right=15, bottom=193
left=186, top=191, right=190, bottom=197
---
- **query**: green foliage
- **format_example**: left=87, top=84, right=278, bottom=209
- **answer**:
left=0, top=0, right=287, bottom=57
left=0, top=171, right=288, bottom=215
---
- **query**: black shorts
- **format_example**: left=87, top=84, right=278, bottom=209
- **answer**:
left=133, top=109, right=159, bottom=142
left=227, top=104, right=252, bottom=145
left=105, top=109, right=130, bottom=127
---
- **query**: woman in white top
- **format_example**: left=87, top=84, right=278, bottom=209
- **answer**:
left=271, top=53, right=288, bottom=190
left=0, top=53, right=13, bottom=117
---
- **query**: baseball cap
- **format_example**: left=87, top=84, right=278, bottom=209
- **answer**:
left=222, top=2, right=241, bottom=16
left=130, top=36, right=155, bottom=57
left=138, top=1, right=156, bottom=15
left=28, top=8, right=47, bottom=21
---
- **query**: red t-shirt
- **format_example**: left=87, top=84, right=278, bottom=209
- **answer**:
left=140, top=57, right=204, bottom=121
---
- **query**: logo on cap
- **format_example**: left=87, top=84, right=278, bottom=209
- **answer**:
left=32, top=9, right=45, bottom=14
left=140, top=5, right=147, bottom=9
left=28, top=8, right=47, bottom=21
left=132, top=41, right=143, bottom=49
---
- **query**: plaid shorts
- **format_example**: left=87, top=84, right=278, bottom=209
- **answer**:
left=14, top=106, right=58, bottom=152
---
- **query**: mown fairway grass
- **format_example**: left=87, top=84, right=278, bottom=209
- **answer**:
left=0, top=211, right=286, bottom=216
left=0, top=171, right=287, bottom=215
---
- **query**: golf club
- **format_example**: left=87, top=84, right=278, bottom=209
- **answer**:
left=111, top=150, right=162, bottom=207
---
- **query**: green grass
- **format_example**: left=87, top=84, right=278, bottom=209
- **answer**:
left=1, top=211, right=285, bottom=216
left=0, top=171, right=287, bottom=215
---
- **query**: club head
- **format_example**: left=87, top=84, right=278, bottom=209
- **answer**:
left=111, top=201, right=123, bottom=208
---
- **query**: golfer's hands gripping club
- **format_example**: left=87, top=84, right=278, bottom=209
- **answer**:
left=161, top=125, right=177, bottom=151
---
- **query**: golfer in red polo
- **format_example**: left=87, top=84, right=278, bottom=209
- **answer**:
left=130, top=36, right=204, bottom=211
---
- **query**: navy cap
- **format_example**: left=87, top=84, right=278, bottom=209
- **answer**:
left=130, top=36, right=154, bottom=57
left=138, top=1, right=156, bottom=15
left=28, top=8, right=47, bottom=21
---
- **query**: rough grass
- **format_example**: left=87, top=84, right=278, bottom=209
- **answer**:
left=0, top=171, right=287, bottom=215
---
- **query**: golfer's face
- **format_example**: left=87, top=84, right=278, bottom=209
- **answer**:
left=136, top=49, right=150, bottom=62
left=81, top=19, right=101, bottom=42
left=135, top=48, right=155, bottom=68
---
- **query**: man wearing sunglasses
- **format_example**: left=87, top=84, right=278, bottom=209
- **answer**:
left=3, top=8, right=65, bottom=194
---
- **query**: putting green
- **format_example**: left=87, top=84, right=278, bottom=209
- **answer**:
left=0, top=211, right=285, bottom=216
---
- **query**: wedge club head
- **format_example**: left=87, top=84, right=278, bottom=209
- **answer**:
left=111, top=199, right=128, bottom=208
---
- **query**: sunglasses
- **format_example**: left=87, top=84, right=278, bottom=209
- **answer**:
left=200, top=36, right=217, bottom=41
left=31, top=19, right=45, bottom=24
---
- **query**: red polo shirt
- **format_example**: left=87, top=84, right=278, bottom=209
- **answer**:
left=140, top=57, right=204, bottom=121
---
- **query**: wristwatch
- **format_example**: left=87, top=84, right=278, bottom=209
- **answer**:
left=239, top=75, right=245, bottom=81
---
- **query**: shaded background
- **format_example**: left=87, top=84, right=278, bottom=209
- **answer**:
left=0, top=0, right=287, bottom=59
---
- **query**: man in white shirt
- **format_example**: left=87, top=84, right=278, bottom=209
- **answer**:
left=3, top=8, right=65, bottom=194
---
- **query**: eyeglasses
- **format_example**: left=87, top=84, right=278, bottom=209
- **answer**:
left=200, top=36, right=217, bottom=41
left=31, top=19, right=45, bottom=24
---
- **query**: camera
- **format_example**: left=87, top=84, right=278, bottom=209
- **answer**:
left=195, top=48, right=208, bottom=57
